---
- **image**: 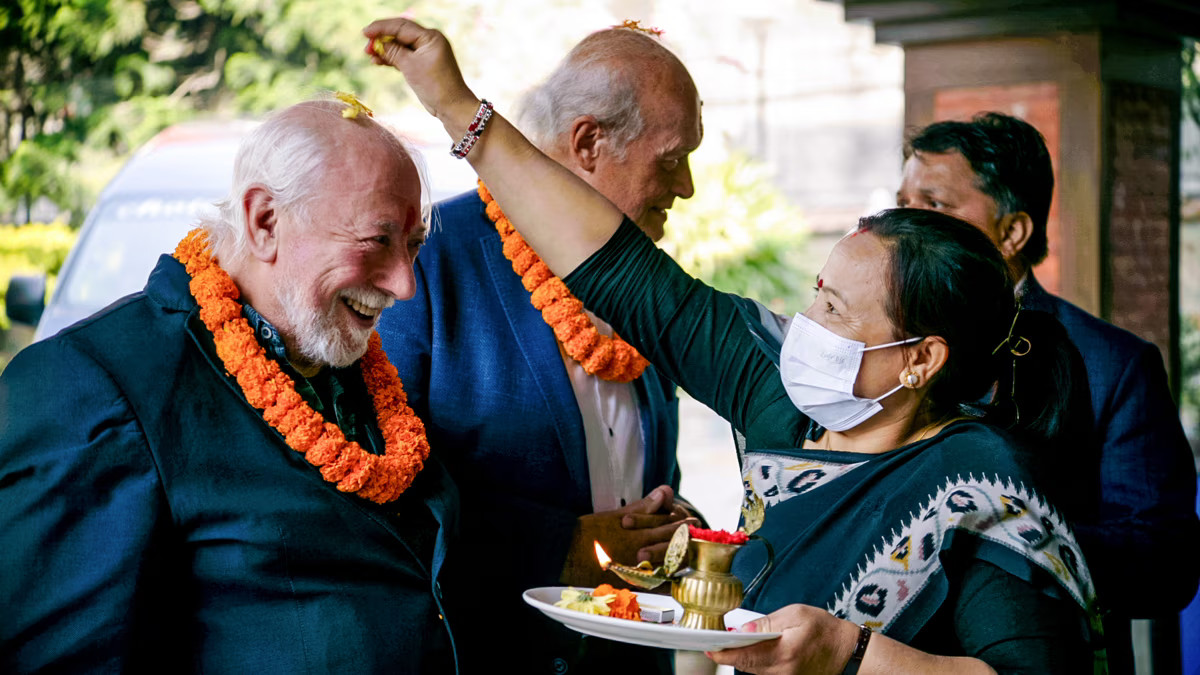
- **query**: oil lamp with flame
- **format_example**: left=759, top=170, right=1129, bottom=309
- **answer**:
left=593, top=491, right=773, bottom=630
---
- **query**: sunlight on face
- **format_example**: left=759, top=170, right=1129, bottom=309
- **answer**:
left=590, top=67, right=703, bottom=242
left=272, top=138, right=424, bottom=371
left=803, top=231, right=909, bottom=399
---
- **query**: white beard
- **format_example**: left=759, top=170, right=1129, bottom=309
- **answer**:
left=275, top=282, right=393, bottom=369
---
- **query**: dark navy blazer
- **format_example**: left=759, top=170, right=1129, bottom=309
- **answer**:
left=378, top=191, right=680, bottom=674
left=1021, top=274, right=1199, bottom=617
left=0, top=256, right=459, bottom=673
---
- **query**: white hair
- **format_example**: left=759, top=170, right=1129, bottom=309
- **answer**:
left=516, top=28, right=686, bottom=159
left=200, top=96, right=432, bottom=262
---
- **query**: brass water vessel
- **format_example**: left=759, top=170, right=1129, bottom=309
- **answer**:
left=602, top=491, right=773, bottom=631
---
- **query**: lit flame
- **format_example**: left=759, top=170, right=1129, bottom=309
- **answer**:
left=594, top=541, right=611, bottom=570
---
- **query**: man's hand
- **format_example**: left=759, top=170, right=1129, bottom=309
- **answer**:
left=560, top=485, right=698, bottom=588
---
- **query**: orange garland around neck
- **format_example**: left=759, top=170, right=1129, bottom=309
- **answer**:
left=478, top=181, right=649, bottom=383
left=173, top=228, right=430, bottom=504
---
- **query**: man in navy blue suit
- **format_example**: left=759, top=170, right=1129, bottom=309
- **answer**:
left=897, top=111, right=1200, bottom=672
left=377, top=25, right=702, bottom=674
left=0, top=99, right=461, bottom=672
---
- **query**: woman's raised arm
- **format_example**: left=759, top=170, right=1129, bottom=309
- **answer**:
left=363, top=17, right=623, bottom=276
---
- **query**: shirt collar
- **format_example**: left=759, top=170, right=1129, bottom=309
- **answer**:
left=1014, top=272, right=1029, bottom=298
left=242, top=303, right=290, bottom=363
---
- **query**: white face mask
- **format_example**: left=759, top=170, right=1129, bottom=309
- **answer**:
left=780, top=313, right=923, bottom=432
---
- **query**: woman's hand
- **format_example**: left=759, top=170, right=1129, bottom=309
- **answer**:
left=362, top=15, right=624, bottom=278
left=711, top=605, right=999, bottom=675
left=707, top=604, right=860, bottom=675
left=362, top=18, right=477, bottom=125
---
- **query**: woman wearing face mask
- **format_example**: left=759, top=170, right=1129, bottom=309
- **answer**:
left=367, top=19, right=1102, bottom=674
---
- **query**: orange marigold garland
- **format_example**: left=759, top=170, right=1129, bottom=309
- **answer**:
left=173, top=228, right=430, bottom=504
left=477, top=181, right=649, bottom=383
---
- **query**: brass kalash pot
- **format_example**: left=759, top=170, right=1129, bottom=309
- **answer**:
left=602, top=494, right=774, bottom=631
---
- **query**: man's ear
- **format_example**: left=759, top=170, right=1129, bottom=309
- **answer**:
left=996, top=211, right=1034, bottom=261
left=243, top=185, right=279, bottom=263
left=566, top=115, right=603, bottom=173
left=901, top=336, right=949, bottom=390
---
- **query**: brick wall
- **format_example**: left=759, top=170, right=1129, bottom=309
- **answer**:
left=933, top=82, right=1064, bottom=295
left=1106, top=81, right=1175, bottom=361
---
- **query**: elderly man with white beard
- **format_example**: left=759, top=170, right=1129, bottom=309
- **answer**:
left=0, top=97, right=463, bottom=673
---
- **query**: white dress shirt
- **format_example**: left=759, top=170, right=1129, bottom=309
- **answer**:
left=560, top=312, right=645, bottom=512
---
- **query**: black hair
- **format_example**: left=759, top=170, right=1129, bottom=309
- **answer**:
left=857, top=208, right=1087, bottom=450
left=904, top=112, right=1054, bottom=267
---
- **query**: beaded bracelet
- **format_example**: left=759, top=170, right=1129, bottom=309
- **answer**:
left=841, top=624, right=872, bottom=675
left=450, top=99, right=494, bottom=159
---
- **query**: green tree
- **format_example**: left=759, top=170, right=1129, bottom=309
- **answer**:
left=661, top=150, right=813, bottom=314
left=0, top=0, right=419, bottom=224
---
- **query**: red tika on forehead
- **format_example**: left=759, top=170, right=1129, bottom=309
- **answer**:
left=817, top=278, right=824, bottom=288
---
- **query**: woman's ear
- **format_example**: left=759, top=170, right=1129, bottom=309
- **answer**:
left=901, top=336, right=949, bottom=390
left=243, top=185, right=279, bottom=263
left=566, top=115, right=603, bottom=173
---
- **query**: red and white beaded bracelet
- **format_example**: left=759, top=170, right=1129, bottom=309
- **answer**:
left=450, top=99, right=494, bottom=159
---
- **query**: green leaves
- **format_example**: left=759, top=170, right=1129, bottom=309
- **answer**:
left=1, top=0, right=420, bottom=223
left=662, top=150, right=815, bottom=314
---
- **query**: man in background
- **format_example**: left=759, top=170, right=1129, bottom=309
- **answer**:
left=898, top=111, right=1200, bottom=672
left=377, top=24, right=704, bottom=674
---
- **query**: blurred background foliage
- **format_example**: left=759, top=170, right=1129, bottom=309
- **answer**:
left=661, top=149, right=814, bottom=314
left=1183, top=40, right=1200, bottom=446
left=0, top=222, right=75, bottom=365
left=0, top=0, right=464, bottom=224
left=0, top=0, right=815, bottom=367
left=0, top=0, right=622, bottom=225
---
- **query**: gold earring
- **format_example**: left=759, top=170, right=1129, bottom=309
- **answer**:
left=903, top=371, right=919, bottom=388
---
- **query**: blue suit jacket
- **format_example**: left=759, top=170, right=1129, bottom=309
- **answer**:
left=1022, top=274, right=1199, bottom=617
left=377, top=191, right=680, bottom=674
left=0, top=256, right=460, bottom=673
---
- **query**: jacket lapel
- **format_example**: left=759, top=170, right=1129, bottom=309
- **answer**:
left=478, top=231, right=591, bottom=497
left=421, top=458, right=459, bottom=580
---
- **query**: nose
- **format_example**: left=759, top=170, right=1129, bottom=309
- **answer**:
left=673, top=158, right=695, bottom=200
left=801, top=301, right=821, bottom=323
left=376, top=251, right=417, bottom=301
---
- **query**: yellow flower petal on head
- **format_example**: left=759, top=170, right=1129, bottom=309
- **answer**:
left=334, top=91, right=373, bottom=119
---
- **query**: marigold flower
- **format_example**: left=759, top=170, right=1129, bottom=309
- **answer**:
left=478, top=181, right=649, bottom=383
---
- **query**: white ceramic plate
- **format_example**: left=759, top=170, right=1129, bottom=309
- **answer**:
left=523, top=586, right=781, bottom=652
